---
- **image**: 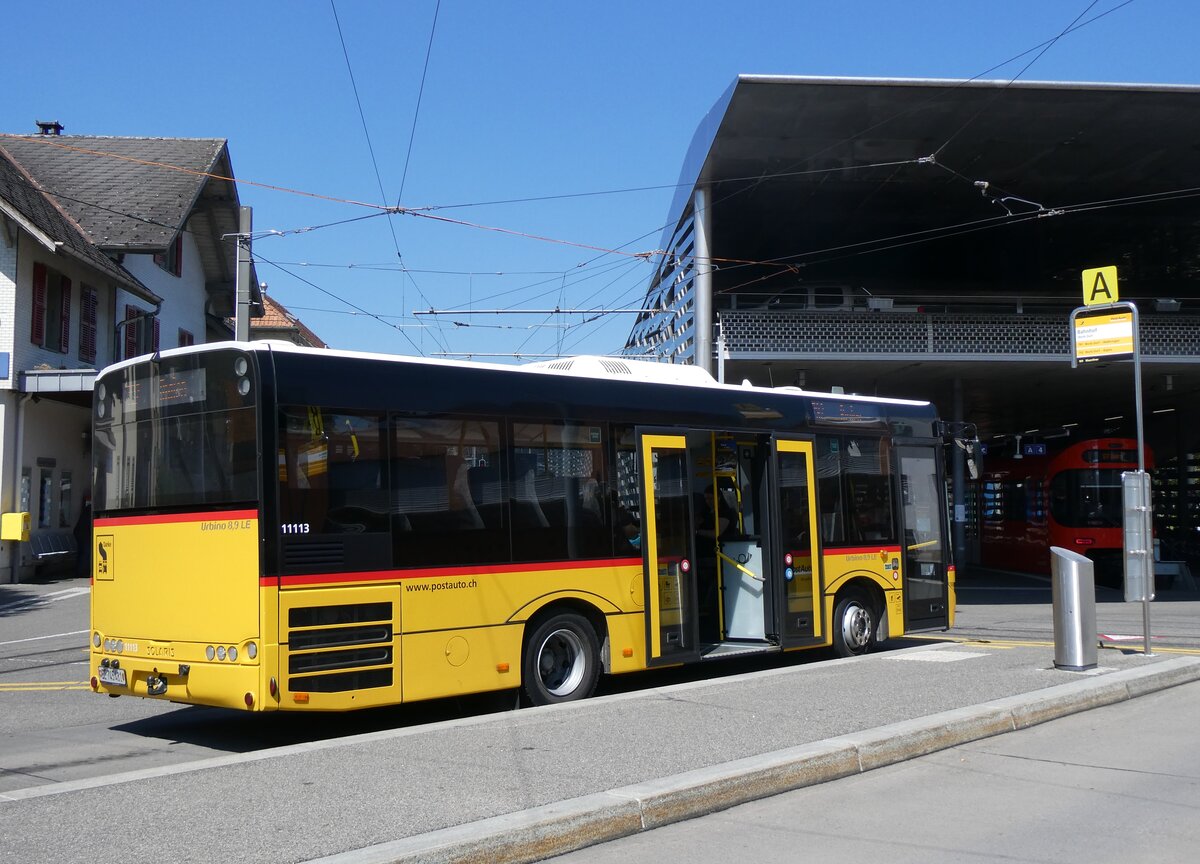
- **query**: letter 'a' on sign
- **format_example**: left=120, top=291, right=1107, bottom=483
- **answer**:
left=1082, top=265, right=1119, bottom=307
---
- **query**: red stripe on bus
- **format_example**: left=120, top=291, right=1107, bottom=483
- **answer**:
left=95, top=510, right=258, bottom=528
left=264, top=557, right=643, bottom=588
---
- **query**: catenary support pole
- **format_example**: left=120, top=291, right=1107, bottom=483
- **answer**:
left=235, top=206, right=252, bottom=341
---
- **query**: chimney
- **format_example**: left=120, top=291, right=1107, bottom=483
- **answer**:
left=35, top=120, right=64, bottom=136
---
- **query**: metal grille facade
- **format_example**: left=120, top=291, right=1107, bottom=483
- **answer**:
left=719, top=311, right=1200, bottom=362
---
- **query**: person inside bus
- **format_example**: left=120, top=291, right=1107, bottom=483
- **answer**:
left=608, top=490, right=641, bottom=552
left=696, top=485, right=738, bottom=642
left=697, top=485, right=735, bottom=543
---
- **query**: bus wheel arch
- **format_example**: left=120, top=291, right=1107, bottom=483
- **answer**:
left=832, top=581, right=883, bottom=658
left=520, top=603, right=604, bottom=706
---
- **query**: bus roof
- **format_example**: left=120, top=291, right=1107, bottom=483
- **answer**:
left=105, top=340, right=932, bottom=410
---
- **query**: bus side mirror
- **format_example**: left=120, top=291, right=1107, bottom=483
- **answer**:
left=954, top=438, right=979, bottom=480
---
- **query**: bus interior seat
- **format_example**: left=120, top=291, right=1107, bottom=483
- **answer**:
left=451, top=462, right=485, bottom=529
left=511, top=454, right=550, bottom=528
left=467, top=463, right=504, bottom=528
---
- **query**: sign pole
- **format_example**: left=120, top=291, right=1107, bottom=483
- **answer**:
left=1129, top=303, right=1152, bottom=657
left=1073, top=267, right=1152, bottom=656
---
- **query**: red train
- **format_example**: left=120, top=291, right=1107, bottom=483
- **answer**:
left=978, top=438, right=1152, bottom=583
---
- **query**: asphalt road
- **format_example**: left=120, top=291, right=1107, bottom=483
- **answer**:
left=548, top=679, right=1200, bottom=864
left=1, top=565, right=1197, bottom=864
left=2, top=567, right=1197, bottom=795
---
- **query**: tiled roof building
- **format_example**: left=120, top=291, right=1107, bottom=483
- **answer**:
left=252, top=293, right=327, bottom=348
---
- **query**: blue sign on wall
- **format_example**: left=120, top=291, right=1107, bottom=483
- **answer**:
left=0, top=352, right=9, bottom=380
left=1023, top=443, right=1047, bottom=456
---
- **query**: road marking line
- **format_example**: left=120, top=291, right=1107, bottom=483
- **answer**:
left=0, top=629, right=89, bottom=648
left=0, top=682, right=89, bottom=691
left=1100, top=634, right=1163, bottom=641
left=905, top=635, right=1018, bottom=649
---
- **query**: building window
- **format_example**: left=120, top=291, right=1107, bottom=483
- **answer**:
left=178, top=328, right=195, bottom=347
left=31, top=262, right=71, bottom=353
left=79, top=285, right=98, bottom=364
left=154, top=234, right=183, bottom=277
left=38, top=469, right=54, bottom=529
left=124, top=306, right=161, bottom=360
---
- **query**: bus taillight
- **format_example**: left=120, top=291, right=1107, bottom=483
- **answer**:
left=1075, top=538, right=1095, bottom=546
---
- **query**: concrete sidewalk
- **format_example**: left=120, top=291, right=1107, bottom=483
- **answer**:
left=2, top=642, right=1198, bottom=864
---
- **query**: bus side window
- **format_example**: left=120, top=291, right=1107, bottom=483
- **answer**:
left=845, top=438, right=895, bottom=544
left=391, top=417, right=504, bottom=568
left=278, top=408, right=387, bottom=534
left=510, top=421, right=612, bottom=562
left=816, top=436, right=845, bottom=544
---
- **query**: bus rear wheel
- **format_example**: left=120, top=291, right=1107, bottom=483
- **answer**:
left=833, top=591, right=876, bottom=658
left=522, top=612, right=601, bottom=706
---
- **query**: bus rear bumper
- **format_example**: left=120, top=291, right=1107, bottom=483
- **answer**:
left=89, top=650, right=267, bottom=712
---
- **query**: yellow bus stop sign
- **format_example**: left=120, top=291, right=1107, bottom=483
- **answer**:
left=1081, top=266, right=1119, bottom=306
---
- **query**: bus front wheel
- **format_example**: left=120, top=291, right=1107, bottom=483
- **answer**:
left=833, top=591, right=876, bottom=658
left=522, top=612, right=601, bottom=706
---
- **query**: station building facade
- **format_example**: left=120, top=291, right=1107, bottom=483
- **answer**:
left=624, top=76, right=1200, bottom=569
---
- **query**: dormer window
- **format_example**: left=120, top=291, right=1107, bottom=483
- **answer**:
left=154, top=234, right=183, bottom=277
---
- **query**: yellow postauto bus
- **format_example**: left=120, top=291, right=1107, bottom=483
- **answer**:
left=89, top=342, right=954, bottom=711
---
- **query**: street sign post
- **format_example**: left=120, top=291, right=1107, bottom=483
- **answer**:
left=1069, top=266, right=1152, bottom=656
left=1081, top=265, right=1120, bottom=306
left=1071, top=309, right=1135, bottom=364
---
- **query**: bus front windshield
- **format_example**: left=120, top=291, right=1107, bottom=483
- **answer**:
left=93, top=350, right=258, bottom=513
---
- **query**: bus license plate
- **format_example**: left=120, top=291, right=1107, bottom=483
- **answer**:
left=98, top=666, right=127, bottom=687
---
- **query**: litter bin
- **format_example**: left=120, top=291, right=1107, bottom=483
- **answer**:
left=1050, top=546, right=1097, bottom=671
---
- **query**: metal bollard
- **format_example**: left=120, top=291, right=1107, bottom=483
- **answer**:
left=1050, top=546, right=1097, bottom=671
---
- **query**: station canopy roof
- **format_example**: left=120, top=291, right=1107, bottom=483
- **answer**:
left=668, top=76, right=1200, bottom=436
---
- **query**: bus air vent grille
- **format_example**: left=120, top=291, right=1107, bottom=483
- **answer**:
left=283, top=541, right=344, bottom=570
left=287, top=602, right=394, bottom=693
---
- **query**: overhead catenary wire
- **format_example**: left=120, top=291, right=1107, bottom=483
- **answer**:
left=934, top=0, right=1107, bottom=159
left=7, top=132, right=1192, bottom=319
left=0, top=0, right=1145, bottom=273
left=328, top=0, right=446, bottom=355
left=254, top=251, right=428, bottom=355
left=0, top=0, right=1164, bottom=361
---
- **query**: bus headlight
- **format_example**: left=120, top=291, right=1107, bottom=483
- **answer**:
left=93, top=632, right=102, bottom=648
left=228, top=646, right=238, bottom=662
left=246, top=642, right=258, bottom=660
left=206, top=645, right=216, bottom=661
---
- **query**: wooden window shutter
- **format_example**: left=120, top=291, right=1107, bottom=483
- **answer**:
left=31, top=262, right=47, bottom=345
left=59, top=277, right=72, bottom=353
left=152, top=317, right=161, bottom=351
left=124, top=306, right=139, bottom=359
left=80, top=286, right=98, bottom=364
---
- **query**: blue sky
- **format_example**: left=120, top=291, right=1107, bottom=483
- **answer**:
left=5, top=1, right=1196, bottom=360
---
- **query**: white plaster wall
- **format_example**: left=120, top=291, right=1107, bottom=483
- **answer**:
left=0, top=233, right=121, bottom=580
left=120, top=230, right=208, bottom=350
left=0, top=225, right=15, bottom=373
left=0, top=395, right=89, bottom=580
left=5, top=233, right=123, bottom=378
